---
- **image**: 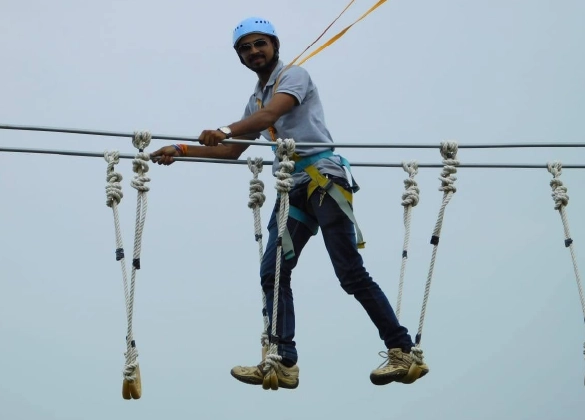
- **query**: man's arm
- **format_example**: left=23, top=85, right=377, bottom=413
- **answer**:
left=198, top=92, right=297, bottom=147
left=151, top=92, right=297, bottom=165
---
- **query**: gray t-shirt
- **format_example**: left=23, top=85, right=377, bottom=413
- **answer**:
left=242, top=61, right=348, bottom=185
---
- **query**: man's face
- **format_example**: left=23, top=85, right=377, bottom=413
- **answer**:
left=236, top=33, right=275, bottom=71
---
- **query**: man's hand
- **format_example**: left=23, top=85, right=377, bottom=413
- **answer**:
left=150, top=145, right=180, bottom=165
left=199, top=129, right=227, bottom=147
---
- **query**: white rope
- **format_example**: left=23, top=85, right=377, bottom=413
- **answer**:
left=395, top=161, right=420, bottom=321
left=412, top=141, right=459, bottom=364
left=247, top=157, right=270, bottom=349
left=547, top=161, right=585, bottom=384
left=264, top=138, right=295, bottom=370
left=104, top=130, right=151, bottom=383
left=124, top=131, right=151, bottom=380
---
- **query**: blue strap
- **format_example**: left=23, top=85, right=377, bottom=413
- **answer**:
left=293, top=151, right=360, bottom=193
left=292, top=150, right=335, bottom=174
left=289, top=205, right=319, bottom=235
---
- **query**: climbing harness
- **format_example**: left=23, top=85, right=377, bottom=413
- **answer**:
left=401, top=141, right=459, bottom=383
left=547, top=161, right=585, bottom=385
left=255, top=97, right=364, bottom=258
left=103, top=131, right=152, bottom=400
left=395, top=161, right=420, bottom=321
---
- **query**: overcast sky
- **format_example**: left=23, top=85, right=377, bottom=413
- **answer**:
left=1, top=1, right=584, bottom=419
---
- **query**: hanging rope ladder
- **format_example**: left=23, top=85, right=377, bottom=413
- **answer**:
left=400, top=141, right=459, bottom=383
left=104, top=131, right=152, bottom=400
left=246, top=156, right=271, bottom=360
left=547, top=161, right=585, bottom=385
left=395, top=161, right=421, bottom=321
left=262, top=138, right=296, bottom=391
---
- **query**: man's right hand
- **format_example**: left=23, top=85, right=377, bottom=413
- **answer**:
left=150, top=146, right=180, bottom=166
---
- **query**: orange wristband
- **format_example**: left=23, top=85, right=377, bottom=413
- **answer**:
left=177, top=144, right=188, bottom=156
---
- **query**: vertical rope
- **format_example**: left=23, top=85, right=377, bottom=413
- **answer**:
left=396, top=161, right=420, bottom=321
left=263, top=139, right=295, bottom=389
left=547, top=161, right=585, bottom=385
left=411, top=141, right=459, bottom=364
left=246, top=157, right=270, bottom=350
left=121, top=131, right=151, bottom=382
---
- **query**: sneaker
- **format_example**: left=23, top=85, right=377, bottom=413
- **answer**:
left=231, top=361, right=299, bottom=389
left=370, top=348, right=429, bottom=385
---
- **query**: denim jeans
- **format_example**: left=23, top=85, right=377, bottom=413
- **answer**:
left=260, top=177, right=414, bottom=365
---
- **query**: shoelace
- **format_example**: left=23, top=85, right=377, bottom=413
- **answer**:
left=376, top=350, right=392, bottom=369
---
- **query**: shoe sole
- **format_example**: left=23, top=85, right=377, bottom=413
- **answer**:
left=230, top=371, right=263, bottom=386
left=370, top=370, right=409, bottom=386
left=231, top=371, right=299, bottom=389
left=370, top=363, right=430, bottom=386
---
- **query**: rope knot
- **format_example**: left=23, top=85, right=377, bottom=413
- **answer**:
left=401, top=161, right=420, bottom=207
left=275, top=138, right=296, bottom=160
left=274, top=139, right=296, bottom=195
left=547, top=161, right=569, bottom=210
left=247, top=157, right=266, bottom=209
left=132, top=152, right=151, bottom=193
left=132, top=130, right=152, bottom=150
left=104, top=151, right=124, bottom=207
left=439, top=140, right=459, bottom=194
left=248, top=179, right=266, bottom=209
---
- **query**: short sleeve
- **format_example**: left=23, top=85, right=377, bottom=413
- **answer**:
left=274, top=66, right=311, bottom=105
left=240, top=101, right=261, bottom=139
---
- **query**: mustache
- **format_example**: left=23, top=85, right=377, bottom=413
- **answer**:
left=249, top=53, right=265, bottom=61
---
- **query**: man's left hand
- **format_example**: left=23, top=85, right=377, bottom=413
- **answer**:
left=199, top=129, right=227, bottom=147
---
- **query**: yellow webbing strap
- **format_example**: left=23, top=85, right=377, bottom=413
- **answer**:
left=297, top=0, right=389, bottom=66
left=304, top=165, right=365, bottom=249
left=272, top=0, right=388, bottom=92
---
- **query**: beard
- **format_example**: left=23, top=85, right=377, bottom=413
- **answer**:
left=245, top=52, right=279, bottom=73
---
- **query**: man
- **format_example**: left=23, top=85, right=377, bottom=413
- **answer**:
left=151, top=17, right=428, bottom=389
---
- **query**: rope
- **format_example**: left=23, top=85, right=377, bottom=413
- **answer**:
left=547, top=161, right=585, bottom=385
left=123, top=130, right=151, bottom=379
left=6, top=145, right=585, bottom=168
left=395, top=161, right=420, bottom=321
left=247, top=157, right=270, bottom=350
left=4, top=123, right=585, bottom=150
left=264, top=139, right=296, bottom=380
left=411, top=141, right=459, bottom=364
left=104, top=130, right=151, bottom=398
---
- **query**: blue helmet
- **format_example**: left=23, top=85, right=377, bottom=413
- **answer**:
left=232, top=17, right=278, bottom=48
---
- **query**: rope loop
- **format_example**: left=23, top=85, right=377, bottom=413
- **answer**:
left=262, top=352, right=283, bottom=372
left=411, top=347, right=424, bottom=365
left=104, top=151, right=124, bottom=207
left=132, top=130, right=152, bottom=150
left=401, top=161, right=420, bottom=207
left=123, top=347, right=139, bottom=381
left=548, top=161, right=569, bottom=210
left=438, top=141, right=459, bottom=194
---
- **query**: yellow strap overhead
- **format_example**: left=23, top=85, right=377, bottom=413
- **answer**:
left=273, top=0, right=388, bottom=92
left=297, top=0, right=388, bottom=66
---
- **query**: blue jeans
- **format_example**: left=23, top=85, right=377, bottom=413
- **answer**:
left=260, top=177, right=414, bottom=365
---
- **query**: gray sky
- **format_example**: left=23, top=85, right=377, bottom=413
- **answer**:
left=1, top=0, right=584, bottom=419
